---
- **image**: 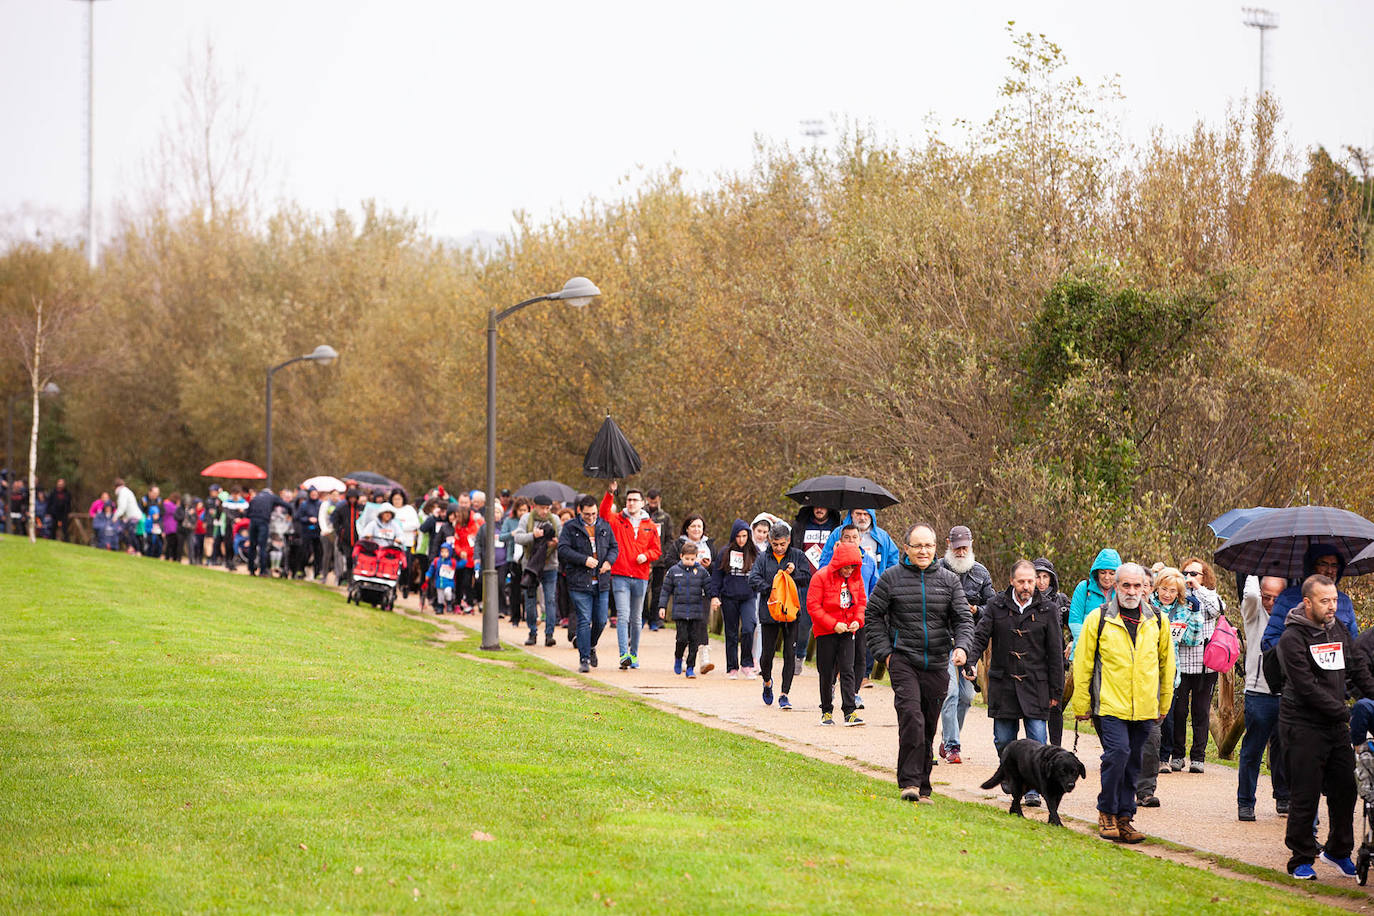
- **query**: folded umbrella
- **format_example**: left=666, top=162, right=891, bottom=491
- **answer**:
left=1213, top=505, right=1374, bottom=579
left=583, top=415, right=642, bottom=479
left=785, top=475, right=899, bottom=511
left=201, top=459, right=267, bottom=480
left=1206, top=506, right=1278, bottom=540
left=513, top=480, right=579, bottom=504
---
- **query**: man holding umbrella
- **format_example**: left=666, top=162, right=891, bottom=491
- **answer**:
left=1261, top=545, right=1360, bottom=650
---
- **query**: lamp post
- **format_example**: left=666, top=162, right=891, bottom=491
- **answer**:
left=265, top=345, right=338, bottom=491
left=482, top=277, right=600, bottom=651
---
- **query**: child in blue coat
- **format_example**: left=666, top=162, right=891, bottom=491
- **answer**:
left=426, top=543, right=459, bottom=615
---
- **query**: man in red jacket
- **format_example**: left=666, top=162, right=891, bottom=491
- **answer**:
left=808, top=541, right=867, bottom=726
left=602, top=481, right=663, bottom=670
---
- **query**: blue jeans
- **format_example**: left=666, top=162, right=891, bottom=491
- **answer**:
left=720, top=595, right=757, bottom=671
left=992, top=717, right=1049, bottom=755
left=524, top=568, right=558, bottom=638
left=571, top=588, right=609, bottom=663
left=1237, top=691, right=1289, bottom=807
left=794, top=589, right=811, bottom=660
left=612, top=576, right=649, bottom=659
left=1352, top=698, right=1374, bottom=745
left=1096, top=716, right=1150, bottom=817
left=941, top=659, right=975, bottom=749
left=248, top=520, right=270, bottom=575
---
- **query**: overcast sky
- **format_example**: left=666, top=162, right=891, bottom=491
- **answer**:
left=2, top=1, right=1371, bottom=243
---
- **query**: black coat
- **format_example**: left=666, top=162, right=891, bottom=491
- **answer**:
left=865, top=558, right=973, bottom=672
left=557, top=517, right=618, bottom=593
left=966, top=586, right=1064, bottom=720
left=1278, top=609, right=1374, bottom=726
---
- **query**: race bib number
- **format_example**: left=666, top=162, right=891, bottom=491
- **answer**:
left=804, top=545, right=823, bottom=568
left=1311, top=642, right=1345, bottom=671
left=729, top=550, right=744, bottom=572
left=839, top=582, right=852, bottom=609
left=803, top=530, right=826, bottom=545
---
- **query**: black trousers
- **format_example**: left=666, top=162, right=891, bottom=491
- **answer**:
left=674, top=617, right=708, bottom=666
left=1172, top=671, right=1217, bottom=762
left=506, top=561, right=523, bottom=622
left=816, top=632, right=856, bottom=716
left=645, top=566, right=667, bottom=628
left=758, top=619, right=798, bottom=695
left=1280, top=717, right=1356, bottom=871
left=888, top=653, right=948, bottom=795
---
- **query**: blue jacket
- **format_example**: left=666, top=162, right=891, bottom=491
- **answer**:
left=294, top=497, right=321, bottom=533
left=711, top=520, right=758, bottom=601
left=816, top=509, right=900, bottom=575
left=1068, top=548, right=1121, bottom=658
left=1261, top=543, right=1360, bottom=650
left=659, top=561, right=716, bottom=620
left=557, top=516, right=619, bottom=593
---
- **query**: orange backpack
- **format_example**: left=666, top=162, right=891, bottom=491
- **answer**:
left=767, top=567, right=801, bottom=623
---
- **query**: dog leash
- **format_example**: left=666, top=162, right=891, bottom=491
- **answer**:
left=1073, top=719, right=1080, bottom=753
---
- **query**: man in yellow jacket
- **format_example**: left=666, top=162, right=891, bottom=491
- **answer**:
left=1072, top=562, right=1175, bottom=843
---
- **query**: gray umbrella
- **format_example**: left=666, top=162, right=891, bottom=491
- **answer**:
left=513, top=480, right=578, bottom=504
left=1213, top=505, right=1374, bottom=579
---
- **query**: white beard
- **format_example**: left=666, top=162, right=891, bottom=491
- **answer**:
left=1118, top=593, right=1142, bottom=609
left=944, top=550, right=975, bottom=576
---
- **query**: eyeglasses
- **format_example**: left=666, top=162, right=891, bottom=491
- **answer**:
left=906, top=543, right=935, bottom=551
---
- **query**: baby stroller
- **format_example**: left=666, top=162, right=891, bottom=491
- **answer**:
left=348, top=538, right=406, bottom=611
left=1355, top=741, right=1374, bottom=885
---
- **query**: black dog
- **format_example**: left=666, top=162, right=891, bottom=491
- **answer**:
left=979, top=739, right=1086, bottom=827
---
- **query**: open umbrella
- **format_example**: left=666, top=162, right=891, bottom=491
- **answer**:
left=785, top=475, right=899, bottom=511
left=1343, top=542, right=1374, bottom=578
left=301, top=475, right=346, bottom=493
left=1207, top=506, right=1279, bottom=539
left=201, top=459, right=267, bottom=480
left=1213, top=505, right=1374, bottom=579
left=583, top=415, right=642, bottom=479
left=343, top=471, right=406, bottom=498
left=514, top=480, right=578, bottom=504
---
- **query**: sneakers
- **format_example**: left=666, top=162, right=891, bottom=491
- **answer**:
left=843, top=712, right=864, bottom=727
left=1320, top=851, right=1359, bottom=878
left=938, top=743, right=948, bottom=761
left=578, top=660, right=591, bottom=673
left=1276, top=799, right=1290, bottom=816
left=1169, top=757, right=1185, bottom=771
left=854, top=695, right=865, bottom=710
left=762, top=681, right=775, bottom=705
left=1238, top=805, right=1255, bottom=822
left=820, top=712, right=835, bottom=726
left=1289, top=864, right=1317, bottom=880
left=744, top=666, right=757, bottom=680
left=699, top=662, right=715, bottom=675
left=630, top=656, right=640, bottom=669
left=1188, top=760, right=1205, bottom=774
left=589, top=649, right=599, bottom=668
left=793, top=658, right=808, bottom=676
left=900, top=787, right=921, bottom=803
left=726, top=670, right=739, bottom=680
left=946, top=747, right=962, bottom=765
left=1138, top=794, right=1160, bottom=808
left=685, top=667, right=696, bottom=679
left=1097, top=813, right=1119, bottom=841
left=699, top=647, right=714, bottom=675
left=1023, top=791, right=1042, bottom=807
left=1158, top=761, right=1172, bottom=774
left=619, top=654, right=632, bottom=670
left=674, top=658, right=683, bottom=676
left=778, top=695, right=792, bottom=710
left=545, top=636, right=556, bottom=647
left=1115, top=816, right=1145, bottom=844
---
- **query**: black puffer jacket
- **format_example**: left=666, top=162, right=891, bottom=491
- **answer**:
left=966, top=586, right=1064, bottom=720
left=865, top=557, right=973, bottom=672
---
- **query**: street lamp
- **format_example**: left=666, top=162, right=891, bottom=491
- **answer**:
left=482, top=277, right=600, bottom=651
left=6, top=382, right=60, bottom=481
left=265, top=345, right=338, bottom=490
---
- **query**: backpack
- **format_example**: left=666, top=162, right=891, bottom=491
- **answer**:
left=1203, top=614, right=1241, bottom=673
left=767, top=567, right=800, bottom=623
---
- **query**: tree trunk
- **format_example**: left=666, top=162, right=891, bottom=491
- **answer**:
left=27, top=301, right=43, bottom=544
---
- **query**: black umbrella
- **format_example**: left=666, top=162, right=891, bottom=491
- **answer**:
left=785, top=475, right=900, bottom=511
left=343, top=470, right=406, bottom=499
left=1213, top=505, right=1374, bottom=579
left=1344, top=542, right=1374, bottom=578
left=583, top=415, right=642, bottom=479
left=514, top=480, right=579, bottom=504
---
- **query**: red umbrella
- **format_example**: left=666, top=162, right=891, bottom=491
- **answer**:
left=200, top=459, right=267, bottom=480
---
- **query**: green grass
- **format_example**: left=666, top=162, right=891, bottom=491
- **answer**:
left=0, top=538, right=1343, bottom=913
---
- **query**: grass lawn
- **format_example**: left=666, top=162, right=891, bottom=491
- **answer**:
left=0, top=538, right=1341, bottom=913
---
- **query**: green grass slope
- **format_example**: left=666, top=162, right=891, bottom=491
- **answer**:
left=0, top=539, right=1338, bottom=913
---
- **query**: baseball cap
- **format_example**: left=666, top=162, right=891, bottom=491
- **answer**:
left=947, top=525, right=973, bottom=548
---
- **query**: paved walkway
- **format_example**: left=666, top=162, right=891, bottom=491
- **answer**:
left=434, top=609, right=1368, bottom=898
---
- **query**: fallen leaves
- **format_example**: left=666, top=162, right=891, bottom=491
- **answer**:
left=471, top=830, right=494, bottom=842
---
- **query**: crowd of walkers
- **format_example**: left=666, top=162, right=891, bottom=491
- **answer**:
left=15, top=472, right=1374, bottom=882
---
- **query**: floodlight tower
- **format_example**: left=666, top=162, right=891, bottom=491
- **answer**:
left=1242, top=7, right=1279, bottom=96
left=70, top=0, right=108, bottom=269
left=800, top=119, right=827, bottom=147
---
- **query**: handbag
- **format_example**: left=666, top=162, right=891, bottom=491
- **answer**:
left=1202, top=614, right=1241, bottom=673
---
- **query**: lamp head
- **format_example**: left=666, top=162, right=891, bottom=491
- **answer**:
left=41, top=382, right=60, bottom=396
left=307, top=344, right=338, bottom=365
left=551, top=277, right=600, bottom=309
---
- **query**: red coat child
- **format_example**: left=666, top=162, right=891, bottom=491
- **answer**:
left=806, top=541, right=867, bottom=636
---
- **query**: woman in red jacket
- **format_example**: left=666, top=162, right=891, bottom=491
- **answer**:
left=807, top=541, right=867, bottom=726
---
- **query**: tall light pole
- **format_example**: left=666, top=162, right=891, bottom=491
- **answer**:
left=70, top=0, right=109, bottom=269
left=482, top=277, right=600, bottom=651
left=1242, top=7, right=1279, bottom=96
left=265, top=345, right=338, bottom=491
